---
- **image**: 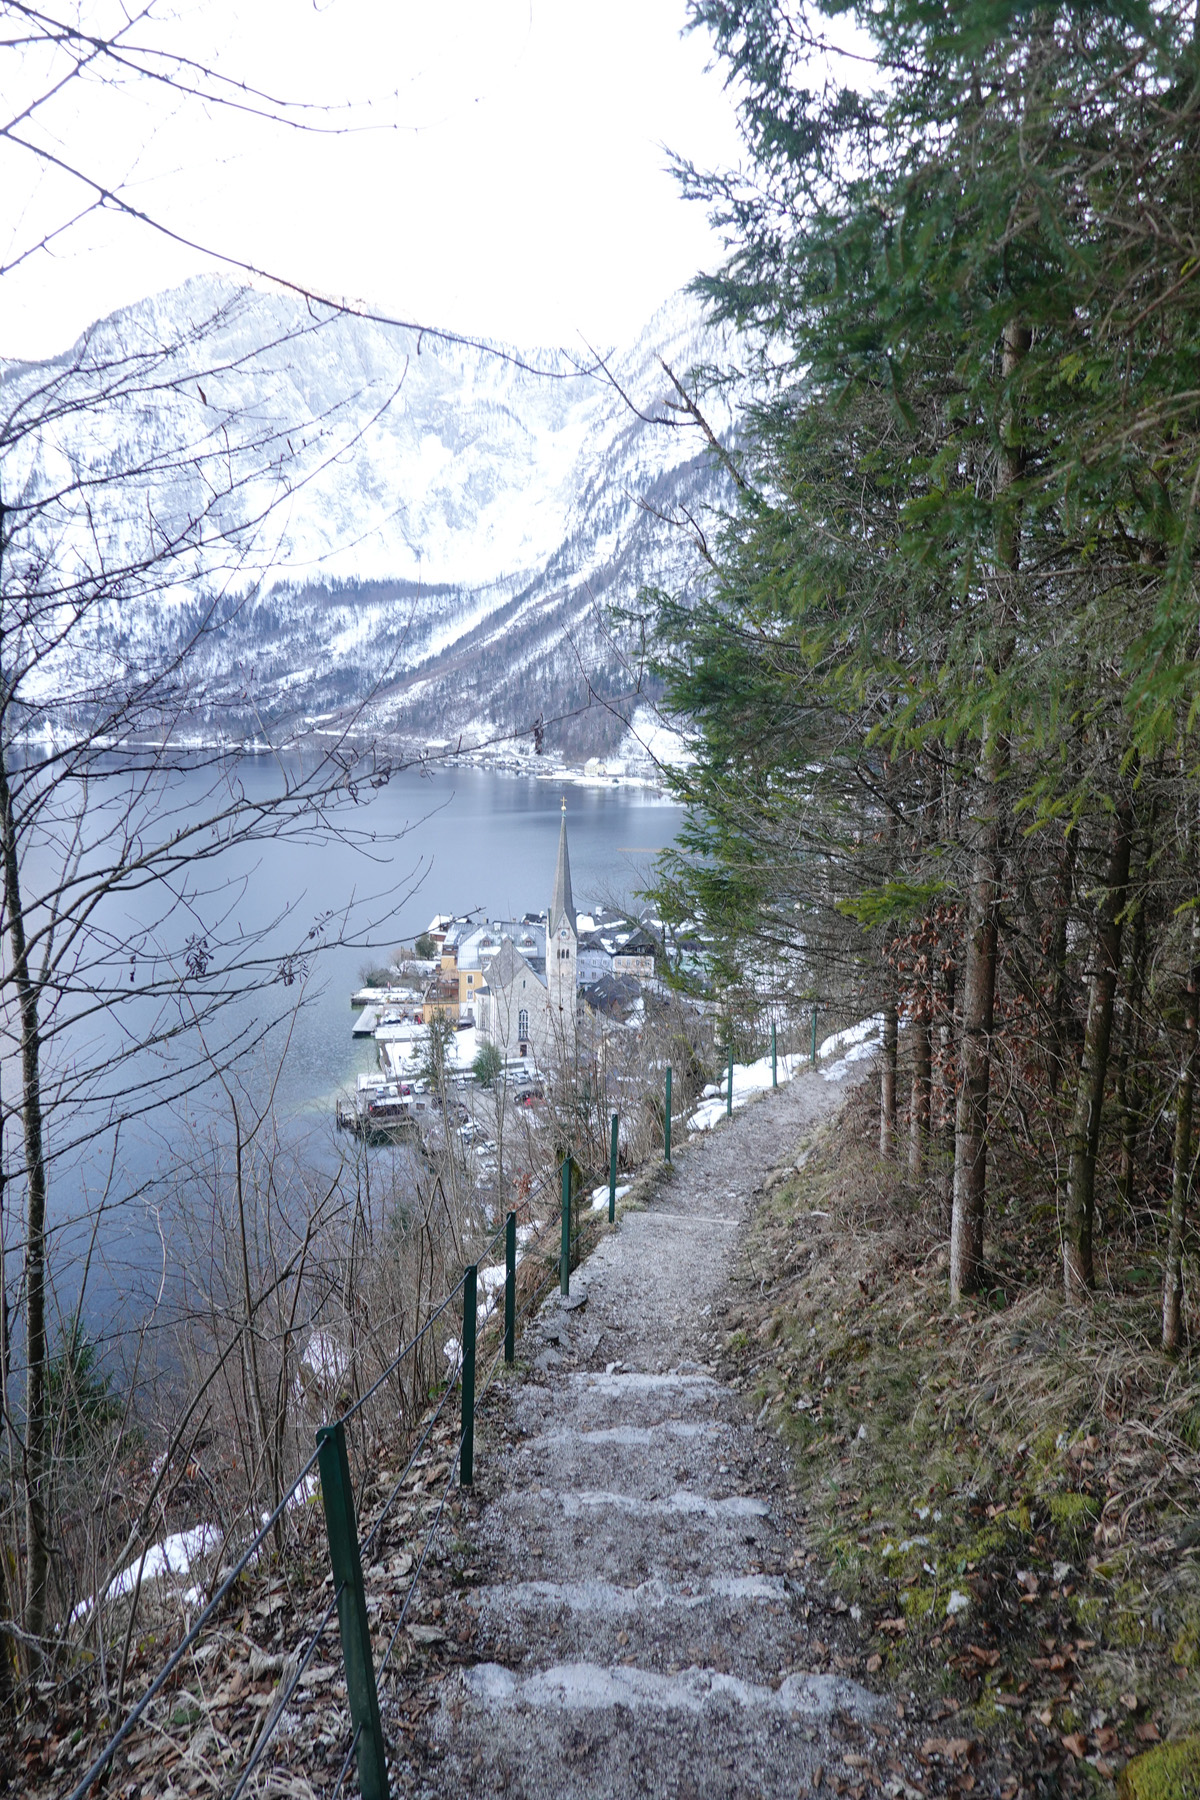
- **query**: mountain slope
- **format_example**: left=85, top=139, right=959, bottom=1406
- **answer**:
left=1, top=277, right=733, bottom=754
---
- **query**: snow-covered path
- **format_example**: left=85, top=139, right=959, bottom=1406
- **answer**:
left=402, top=1067, right=907, bottom=1799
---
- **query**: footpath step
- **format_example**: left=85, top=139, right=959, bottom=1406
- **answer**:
left=432, top=1660, right=884, bottom=1800
left=395, top=1072, right=908, bottom=1800
left=467, top=1572, right=804, bottom=1681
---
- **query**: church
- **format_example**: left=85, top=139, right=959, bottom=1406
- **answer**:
left=475, top=801, right=577, bottom=1065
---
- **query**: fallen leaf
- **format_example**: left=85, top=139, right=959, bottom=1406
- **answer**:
left=879, top=1617, right=907, bottom=1635
left=1135, top=1720, right=1160, bottom=1743
left=1060, top=1733, right=1088, bottom=1759
left=866, top=1653, right=883, bottom=1673
left=298, top=1663, right=338, bottom=1687
left=1119, top=1691, right=1138, bottom=1711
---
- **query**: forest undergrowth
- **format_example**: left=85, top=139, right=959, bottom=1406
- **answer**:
left=719, top=1082, right=1200, bottom=1800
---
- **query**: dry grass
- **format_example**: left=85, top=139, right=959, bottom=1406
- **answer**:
left=719, top=1082, right=1200, bottom=1797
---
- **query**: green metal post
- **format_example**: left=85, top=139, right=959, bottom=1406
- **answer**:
left=608, top=1112, right=619, bottom=1222
left=316, top=1420, right=389, bottom=1800
left=560, top=1158, right=571, bottom=1296
left=771, top=1022, right=777, bottom=1088
left=727, top=1043, right=733, bottom=1117
left=811, top=1007, right=818, bottom=1068
left=665, top=1066, right=672, bottom=1163
left=504, top=1212, right=516, bottom=1365
left=460, top=1264, right=477, bottom=1486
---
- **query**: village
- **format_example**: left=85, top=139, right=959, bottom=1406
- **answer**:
left=335, top=801, right=675, bottom=1148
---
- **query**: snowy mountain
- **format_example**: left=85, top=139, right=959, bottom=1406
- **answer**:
left=0, top=277, right=734, bottom=756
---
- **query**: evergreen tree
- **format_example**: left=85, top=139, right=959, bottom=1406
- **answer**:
left=656, top=0, right=1200, bottom=1315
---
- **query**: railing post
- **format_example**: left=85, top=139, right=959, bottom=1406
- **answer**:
left=608, top=1112, right=619, bottom=1222
left=665, top=1066, right=672, bottom=1163
left=771, top=1022, right=777, bottom=1088
left=811, top=1007, right=818, bottom=1068
left=316, top=1420, right=389, bottom=1800
left=460, top=1264, right=477, bottom=1486
left=727, top=1043, right=734, bottom=1117
left=504, top=1211, right=516, bottom=1364
left=560, top=1158, right=571, bottom=1296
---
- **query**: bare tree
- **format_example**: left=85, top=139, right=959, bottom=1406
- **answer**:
left=0, top=274, right=436, bottom=1678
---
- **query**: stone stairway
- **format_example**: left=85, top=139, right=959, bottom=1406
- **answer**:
left=412, top=1072, right=911, bottom=1800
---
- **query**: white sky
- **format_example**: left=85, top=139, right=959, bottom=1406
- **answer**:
left=1, top=0, right=749, bottom=361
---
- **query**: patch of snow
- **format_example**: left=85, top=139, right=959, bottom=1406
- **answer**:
left=302, top=1330, right=349, bottom=1388
left=590, top=1183, right=632, bottom=1211
left=689, top=1049, right=807, bottom=1130
left=819, top=1015, right=884, bottom=1060
left=619, top=705, right=695, bottom=773
left=820, top=1017, right=883, bottom=1084
left=72, top=1523, right=224, bottom=1623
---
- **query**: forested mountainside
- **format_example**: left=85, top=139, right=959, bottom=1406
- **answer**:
left=0, top=276, right=732, bottom=754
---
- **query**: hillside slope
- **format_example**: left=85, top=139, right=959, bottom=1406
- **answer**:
left=1, top=279, right=732, bottom=753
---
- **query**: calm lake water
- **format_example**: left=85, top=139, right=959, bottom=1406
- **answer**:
left=29, top=758, right=683, bottom=1343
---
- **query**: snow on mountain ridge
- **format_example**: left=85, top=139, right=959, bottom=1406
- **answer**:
left=2, top=277, right=734, bottom=751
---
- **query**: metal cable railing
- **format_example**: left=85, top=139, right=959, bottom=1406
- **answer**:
left=62, top=1440, right=325, bottom=1800
left=62, top=1126, right=631, bottom=1800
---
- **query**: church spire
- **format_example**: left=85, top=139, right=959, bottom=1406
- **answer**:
left=549, top=797, right=575, bottom=937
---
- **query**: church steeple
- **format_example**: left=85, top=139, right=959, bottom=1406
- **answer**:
left=547, top=798, right=577, bottom=1035
left=549, top=797, right=575, bottom=937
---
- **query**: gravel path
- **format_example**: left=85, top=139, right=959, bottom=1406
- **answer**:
left=408, top=1070, right=912, bottom=1799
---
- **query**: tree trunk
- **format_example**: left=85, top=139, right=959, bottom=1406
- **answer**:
left=909, top=1012, right=932, bottom=1178
left=880, top=1000, right=898, bottom=1157
left=936, top=954, right=958, bottom=1225
left=1062, top=805, right=1133, bottom=1296
left=950, top=316, right=1030, bottom=1302
left=1116, top=841, right=1149, bottom=1215
left=1046, top=832, right=1075, bottom=1094
left=951, top=813, right=1001, bottom=1297
left=0, top=748, right=50, bottom=1662
left=1163, top=911, right=1198, bottom=1352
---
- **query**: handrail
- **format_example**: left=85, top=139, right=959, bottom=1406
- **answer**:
left=359, top=1365, right=462, bottom=1559
left=64, top=1143, right=623, bottom=1800
left=337, top=1207, right=518, bottom=1426
left=63, top=1440, right=324, bottom=1800
left=227, top=1581, right=347, bottom=1800
left=338, top=1269, right=468, bottom=1426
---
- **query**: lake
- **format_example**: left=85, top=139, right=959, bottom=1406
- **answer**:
left=21, top=756, right=683, bottom=1343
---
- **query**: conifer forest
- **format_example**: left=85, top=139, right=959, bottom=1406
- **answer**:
left=655, top=0, right=1200, bottom=1338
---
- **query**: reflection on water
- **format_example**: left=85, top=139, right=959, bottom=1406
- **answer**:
left=18, top=757, right=682, bottom=1343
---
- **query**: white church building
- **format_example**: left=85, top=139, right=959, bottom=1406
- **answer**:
left=476, top=801, right=578, bottom=1065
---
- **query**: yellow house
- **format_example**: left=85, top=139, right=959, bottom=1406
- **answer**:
left=433, top=929, right=492, bottom=1020
left=421, top=973, right=462, bottom=1024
